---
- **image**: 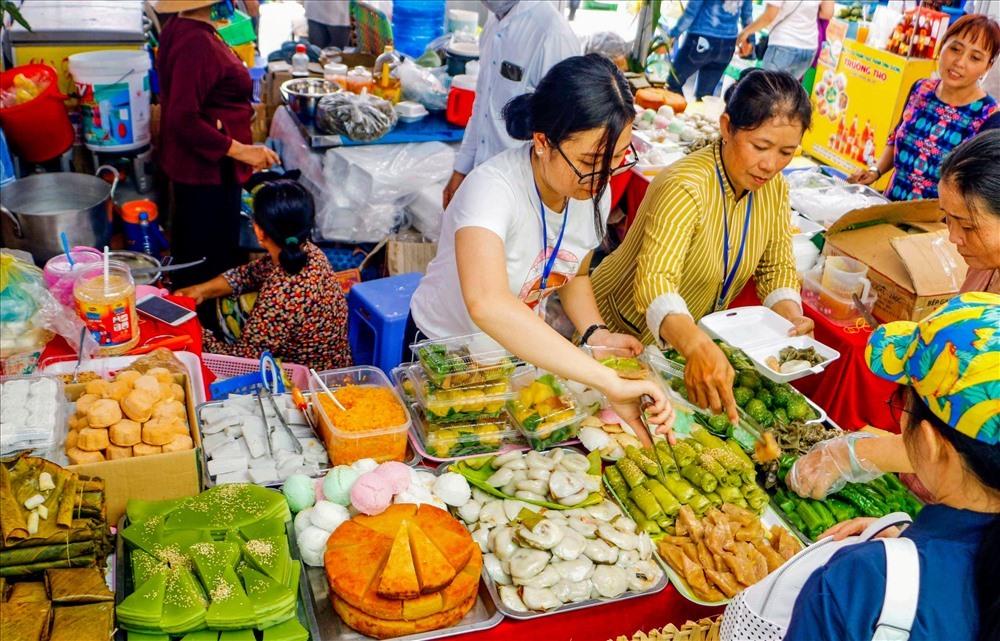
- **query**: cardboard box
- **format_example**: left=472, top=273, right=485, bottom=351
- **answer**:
left=64, top=374, right=202, bottom=524
left=823, top=199, right=968, bottom=323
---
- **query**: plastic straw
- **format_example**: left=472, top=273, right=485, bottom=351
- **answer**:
left=310, top=368, right=346, bottom=412
left=61, top=233, right=74, bottom=267
left=103, top=245, right=110, bottom=293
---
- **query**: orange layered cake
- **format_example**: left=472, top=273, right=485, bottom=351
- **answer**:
left=324, top=504, right=481, bottom=639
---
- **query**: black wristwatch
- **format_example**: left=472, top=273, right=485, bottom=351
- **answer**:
left=580, top=324, right=609, bottom=346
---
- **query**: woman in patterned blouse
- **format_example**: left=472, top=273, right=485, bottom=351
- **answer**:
left=848, top=14, right=1000, bottom=201
left=176, top=180, right=352, bottom=371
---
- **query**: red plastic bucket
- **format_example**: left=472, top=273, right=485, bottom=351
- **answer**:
left=446, top=74, right=476, bottom=128
left=0, top=64, right=74, bottom=163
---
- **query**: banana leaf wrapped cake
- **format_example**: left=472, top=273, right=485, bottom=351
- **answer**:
left=0, top=453, right=110, bottom=577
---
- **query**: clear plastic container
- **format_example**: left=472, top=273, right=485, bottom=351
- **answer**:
left=409, top=404, right=521, bottom=460
left=802, top=268, right=878, bottom=326
left=581, top=345, right=651, bottom=381
left=407, top=364, right=512, bottom=423
left=411, top=332, right=517, bottom=389
left=0, top=375, right=67, bottom=458
left=507, top=368, right=583, bottom=451
left=324, top=62, right=348, bottom=90
left=309, top=366, right=410, bottom=466
left=73, top=259, right=139, bottom=356
left=345, top=66, right=373, bottom=94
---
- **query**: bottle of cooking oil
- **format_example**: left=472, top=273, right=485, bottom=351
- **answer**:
left=372, top=45, right=402, bottom=104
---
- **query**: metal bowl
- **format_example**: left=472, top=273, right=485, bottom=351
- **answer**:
left=280, top=78, right=342, bottom=127
left=109, top=250, right=161, bottom=286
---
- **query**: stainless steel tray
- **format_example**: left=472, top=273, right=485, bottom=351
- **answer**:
left=294, top=536, right=503, bottom=641
left=197, top=397, right=422, bottom=488
left=114, top=516, right=320, bottom=641
left=434, top=457, right=670, bottom=620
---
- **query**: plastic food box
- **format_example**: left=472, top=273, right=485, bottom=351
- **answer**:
left=698, top=307, right=840, bottom=384
left=801, top=268, right=879, bottom=327
left=506, top=368, right=584, bottom=451
left=392, top=363, right=514, bottom=422
left=581, top=345, right=652, bottom=380
left=790, top=211, right=826, bottom=237
left=0, top=375, right=67, bottom=458
left=411, top=332, right=518, bottom=389
left=409, top=404, right=522, bottom=460
left=309, top=366, right=411, bottom=466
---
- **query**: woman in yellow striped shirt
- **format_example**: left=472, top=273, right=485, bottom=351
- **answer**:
left=592, top=69, right=813, bottom=423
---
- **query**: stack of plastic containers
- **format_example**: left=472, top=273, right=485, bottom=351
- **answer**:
left=391, top=0, right=446, bottom=59
left=402, top=333, right=522, bottom=460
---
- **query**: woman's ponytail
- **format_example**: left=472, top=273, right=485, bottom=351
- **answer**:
left=278, top=235, right=309, bottom=275
left=252, top=180, right=316, bottom=276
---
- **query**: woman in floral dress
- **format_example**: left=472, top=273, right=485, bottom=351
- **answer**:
left=176, top=180, right=352, bottom=371
left=848, top=14, right=999, bottom=201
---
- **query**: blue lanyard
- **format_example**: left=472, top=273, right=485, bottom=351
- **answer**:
left=715, top=164, right=753, bottom=311
left=534, top=182, right=569, bottom=292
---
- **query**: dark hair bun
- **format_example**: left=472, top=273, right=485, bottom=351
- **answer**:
left=252, top=179, right=315, bottom=276
left=503, top=94, right=534, bottom=141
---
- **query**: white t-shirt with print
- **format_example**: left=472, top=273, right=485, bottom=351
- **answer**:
left=411, top=144, right=609, bottom=339
left=765, top=0, right=822, bottom=51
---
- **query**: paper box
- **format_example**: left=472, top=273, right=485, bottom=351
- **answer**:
left=64, top=374, right=202, bottom=524
left=823, top=199, right=967, bottom=323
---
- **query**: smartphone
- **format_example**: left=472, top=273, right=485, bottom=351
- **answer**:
left=136, top=295, right=197, bottom=326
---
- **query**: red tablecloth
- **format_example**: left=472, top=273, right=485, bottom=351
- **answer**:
left=40, top=295, right=215, bottom=394
left=620, top=170, right=900, bottom=432
left=449, top=585, right=722, bottom=641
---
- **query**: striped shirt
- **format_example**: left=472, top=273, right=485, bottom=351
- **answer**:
left=591, top=142, right=801, bottom=346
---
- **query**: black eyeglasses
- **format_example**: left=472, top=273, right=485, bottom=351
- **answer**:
left=885, top=386, right=911, bottom=426
left=552, top=142, right=638, bottom=184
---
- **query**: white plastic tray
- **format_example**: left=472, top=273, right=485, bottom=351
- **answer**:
left=40, top=351, right=207, bottom=406
left=698, top=307, right=840, bottom=383
left=791, top=211, right=826, bottom=237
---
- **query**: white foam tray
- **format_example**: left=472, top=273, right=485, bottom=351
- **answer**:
left=698, top=307, right=840, bottom=384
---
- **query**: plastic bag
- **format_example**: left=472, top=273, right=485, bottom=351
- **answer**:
left=786, top=168, right=889, bottom=228
left=586, top=32, right=629, bottom=69
left=316, top=141, right=456, bottom=242
left=398, top=59, right=450, bottom=112
left=0, top=251, right=98, bottom=375
left=315, top=91, right=398, bottom=142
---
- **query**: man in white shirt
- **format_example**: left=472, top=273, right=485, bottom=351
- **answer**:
left=304, top=0, right=351, bottom=49
left=441, top=0, right=580, bottom=208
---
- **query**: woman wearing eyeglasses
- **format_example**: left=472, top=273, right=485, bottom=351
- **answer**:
left=591, top=68, right=813, bottom=424
left=410, top=54, right=674, bottom=443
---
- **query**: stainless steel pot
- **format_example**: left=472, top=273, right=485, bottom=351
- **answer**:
left=0, top=166, right=119, bottom=265
left=280, top=78, right=341, bottom=127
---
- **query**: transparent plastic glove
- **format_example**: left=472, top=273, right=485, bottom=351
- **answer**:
left=787, top=433, right=884, bottom=499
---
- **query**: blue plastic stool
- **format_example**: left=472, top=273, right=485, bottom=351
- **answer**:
left=347, top=272, right=422, bottom=374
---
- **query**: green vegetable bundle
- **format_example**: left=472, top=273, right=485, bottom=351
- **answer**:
left=772, top=455, right=923, bottom=540
left=603, top=429, right=769, bottom=536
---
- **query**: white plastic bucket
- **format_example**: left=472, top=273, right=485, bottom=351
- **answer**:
left=68, top=50, right=152, bottom=152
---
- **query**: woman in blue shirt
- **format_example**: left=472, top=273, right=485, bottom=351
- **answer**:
left=785, top=293, right=1000, bottom=641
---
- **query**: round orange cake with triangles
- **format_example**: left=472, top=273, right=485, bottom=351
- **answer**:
left=324, top=503, right=481, bottom=639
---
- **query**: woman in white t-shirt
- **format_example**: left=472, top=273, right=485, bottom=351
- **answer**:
left=411, top=54, right=674, bottom=442
left=736, top=0, right=835, bottom=80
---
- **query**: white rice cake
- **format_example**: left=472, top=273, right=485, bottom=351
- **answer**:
left=215, top=470, right=251, bottom=485
left=208, top=455, right=248, bottom=477
left=248, top=465, right=279, bottom=485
